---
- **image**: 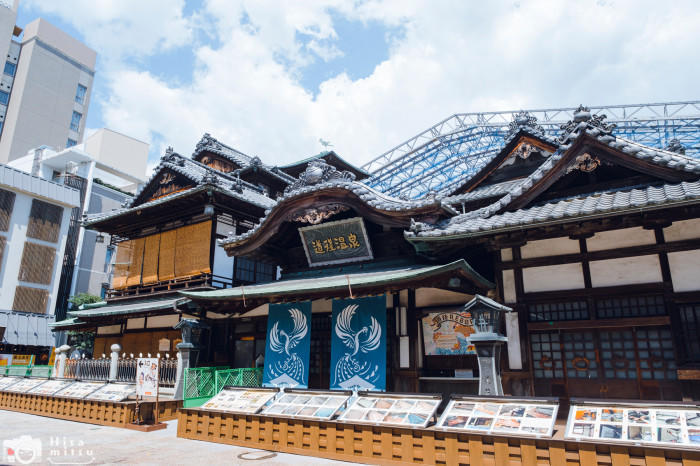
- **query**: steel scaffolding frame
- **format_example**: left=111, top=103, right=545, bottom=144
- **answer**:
left=362, top=101, right=700, bottom=198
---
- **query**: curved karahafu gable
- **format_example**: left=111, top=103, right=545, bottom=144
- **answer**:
left=219, top=158, right=456, bottom=257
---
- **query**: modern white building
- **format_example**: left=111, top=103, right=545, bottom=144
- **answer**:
left=8, top=129, right=148, bottom=320
left=0, top=1, right=96, bottom=163
left=0, top=162, right=80, bottom=354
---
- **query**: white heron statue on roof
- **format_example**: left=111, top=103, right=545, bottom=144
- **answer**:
left=333, top=304, right=381, bottom=390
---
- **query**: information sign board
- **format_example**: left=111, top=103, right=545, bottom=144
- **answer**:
left=421, top=310, right=477, bottom=355
left=136, top=358, right=159, bottom=397
left=0, top=376, right=21, bottom=390
left=27, top=380, right=74, bottom=396
left=337, top=392, right=441, bottom=428
left=565, top=401, right=700, bottom=447
left=436, top=396, right=559, bottom=437
left=201, top=387, right=278, bottom=414
left=54, top=381, right=105, bottom=399
left=87, top=383, right=136, bottom=402
left=262, top=389, right=351, bottom=420
left=3, top=378, right=47, bottom=393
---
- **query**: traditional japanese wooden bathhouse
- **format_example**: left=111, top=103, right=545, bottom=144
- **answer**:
left=50, top=134, right=294, bottom=356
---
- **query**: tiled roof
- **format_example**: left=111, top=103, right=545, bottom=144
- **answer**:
left=408, top=180, right=700, bottom=239
left=192, top=133, right=253, bottom=167
left=219, top=179, right=456, bottom=246
left=84, top=153, right=275, bottom=225
left=443, top=179, right=525, bottom=205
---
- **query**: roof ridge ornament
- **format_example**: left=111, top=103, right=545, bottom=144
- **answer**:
left=559, top=105, right=616, bottom=143
left=506, top=110, right=544, bottom=139
left=665, top=138, right=686, bottom=155
left=200, top=171, right=218, bottom=185
left=194, top=132, right=223, bottom=156
left=284, top=159, right=356, bottom=194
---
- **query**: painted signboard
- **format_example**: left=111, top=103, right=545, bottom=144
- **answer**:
left=421, top=310, right=477, bottom=355
left=299, top=217, right=373, bottom=267
left=136, top=358, right=159, bottom=397
left=263, top=302, right=312, bottom=388
left=330, top=296, right=386, bottom=391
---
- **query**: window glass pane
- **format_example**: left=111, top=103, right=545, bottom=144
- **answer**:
left=75, top=84, right=87, bottom=104
left=3, top=61, right=15, bottom=76
left=596, top=295, right=666, bottom=318
left=66, top=138, right=77, bottom=148
left=528, top=300, right=589, bottom=322
left=0, top=90, right=9, bottom=105
left=70, top=111, right=82, bottom=131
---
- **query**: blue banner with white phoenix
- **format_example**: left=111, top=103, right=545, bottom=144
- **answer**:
left=330, top=296, right=386, bottom=391
left=263, top=302, right=312, bottom=388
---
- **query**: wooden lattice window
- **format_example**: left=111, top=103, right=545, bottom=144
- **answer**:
left=528, top=300, right=589, bottom=322
left=562, top=331, right=599, bottom=379
left=0, top=188, right=16, bottom=232
left=599, top=330, right=638, bottom=379
left=634, top=327, right=677, bottom=380
left=26, top=199, right=63, bottom=243
left=531, top=332, right=564, bottom=379
left=18, top=242, right=56, bottom=284
left=596, top=295, right=666, bottom=319
left=679, top=303, right=700, bottom=363
left=12, top=286, right=49, bottom=314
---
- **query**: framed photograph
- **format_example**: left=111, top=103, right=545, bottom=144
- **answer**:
left=338, top=393, right=441, bottom=428
left=27, top=380, right=74, bottom=396
left=261, top=389, right=351, bottom=420
left=436, top=396, right=559, bottom=438
left=55, top=381, right=105, bottom=399
left=4, top=378, right=49, bottom=393
left=565, top=402, right=700, bottom=448
left=201, top=387, right=278, bottom=414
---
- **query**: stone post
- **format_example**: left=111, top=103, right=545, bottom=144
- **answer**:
left=109, top=343, right=122, bottom=381
left=172, top=319, right=209, bottom=400
left=472, top=338, right=506, bottom=396
left=55, top=344, right=71, bottom=379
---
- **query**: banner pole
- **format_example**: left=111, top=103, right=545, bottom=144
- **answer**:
left=155, top=356, right=160, bottom=425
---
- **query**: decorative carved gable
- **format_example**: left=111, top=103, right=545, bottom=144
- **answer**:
left=199, top=154, right=236, bottom=173
left=134, top=169, right=194, bottom=206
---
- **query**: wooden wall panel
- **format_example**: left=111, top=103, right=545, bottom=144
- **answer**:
left=17, top=242, right=55, bottom=284
left=0, top=188, right=15, bottom=232
left=158, top=229, right=176, bottom=281
left=12, top=286, right=49, bottom=314
left=141, top=234, right=161, bottom=285
left=96, top=329, right=181, bottom=357
left=26, top=199, right=62, bottom=243
left=112, top=240, right=132, bottom=289
left=178, top=409, right=700, bottom=466
left=175, top=221, right=211, bottom=278
left=126, top=237, right=145, bottom=287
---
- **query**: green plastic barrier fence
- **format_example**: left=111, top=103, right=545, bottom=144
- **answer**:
left=214, top=368, right=263, bottom=393
left=183, top=367, right=219, bottom=408
left=28, top=365, right=53, bottom=378
left=5, top=365, right=30, bottom=377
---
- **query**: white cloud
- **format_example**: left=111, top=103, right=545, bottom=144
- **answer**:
left=23, top=0, right=700, bottom=172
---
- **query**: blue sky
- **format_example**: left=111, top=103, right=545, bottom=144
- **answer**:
left=13, top=1, right=700, bottom=176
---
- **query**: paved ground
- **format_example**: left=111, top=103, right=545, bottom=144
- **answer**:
left=0, top=411, right=360, bottom=465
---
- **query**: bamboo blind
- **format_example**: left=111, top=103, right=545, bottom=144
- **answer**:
left=12, top=286, right=49, bottom=314
left=18, top=242, right=55, bottom=285
left=142, top=234, right=161, bottom=285
left=26, top=199, right=62, bottom=243
left=174, top=221, right=211, bottom=277
left=158, top=229, right=176, bottom=281
left=0, top=188, right=15, bottom=232
left=112, top=240, right=132, bottom=289
left=126, top=237, right=145, bottom=287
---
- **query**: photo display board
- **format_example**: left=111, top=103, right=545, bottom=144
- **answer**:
left=337, top=392, right=441, bottom=428
left=27, top=379, right=75, bottom=396
left=54, top=381, right=106, bottom=399
left=0, top=376, right=22, bottom=390
left=201, top=387, right=278, bottom=414
left=436, top=396, right=559, bottom=437
left=262, top=389, right=351, bottom=420
left=86, top=383, right=136, bottom=402
left=3, top=378, right=48, bottom=393
left=566, top=402, right=700, bottom=447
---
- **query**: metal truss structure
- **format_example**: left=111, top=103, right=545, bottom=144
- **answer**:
left=363, top=101, right=700, bottom=198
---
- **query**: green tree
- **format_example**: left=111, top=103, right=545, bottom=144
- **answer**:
left=68, top=293, right=102, bottom=309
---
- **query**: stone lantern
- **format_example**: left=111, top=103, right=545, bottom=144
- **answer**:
left=463, top=295, right=511, bottom=396
left=173, top=319, right=209, bottom=399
